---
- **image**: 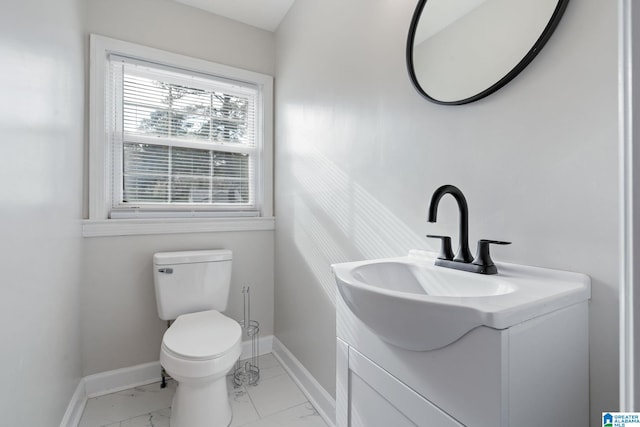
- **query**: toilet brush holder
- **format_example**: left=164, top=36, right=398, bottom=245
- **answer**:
left=233, top=286, right=260, bottom=387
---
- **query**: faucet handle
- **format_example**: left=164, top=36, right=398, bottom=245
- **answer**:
left=472, top=239, right=512, bottom=272
left=479, top=239, right=511, bottom=246
left=426, top=235, right=455, bottom=260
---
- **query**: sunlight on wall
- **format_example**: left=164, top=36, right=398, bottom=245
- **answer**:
left=286, top=105, right=427, bottom=304
left=291, top=145, right=425, bottom=257
left=293, top=197, right=346, bottom=304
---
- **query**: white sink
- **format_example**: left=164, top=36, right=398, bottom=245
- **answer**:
left=332, top=250, right=590, bottom=351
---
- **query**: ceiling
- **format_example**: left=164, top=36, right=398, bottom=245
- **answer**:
left=173, top=0, right=296, bottom=32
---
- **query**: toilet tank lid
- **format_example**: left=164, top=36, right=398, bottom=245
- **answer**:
left=154, top=249, right=232, bottom=265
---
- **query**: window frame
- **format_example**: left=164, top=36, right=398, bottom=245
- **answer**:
left=86, top=34, right=273, bottom=235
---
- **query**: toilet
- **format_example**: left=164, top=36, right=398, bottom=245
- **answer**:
left=153, top=249, right=241, bottom=427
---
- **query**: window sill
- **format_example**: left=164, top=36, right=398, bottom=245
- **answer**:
left=82, top=216, right=275, bottom=237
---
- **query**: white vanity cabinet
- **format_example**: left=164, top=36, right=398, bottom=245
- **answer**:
left=336, top=295, right=589, bottom=427
left=337, top=338, right=463, bottom=427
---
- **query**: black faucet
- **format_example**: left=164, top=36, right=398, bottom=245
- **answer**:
left=427, top=185, right=473, bottom=262
left=427, top=185, right=511, bottom=274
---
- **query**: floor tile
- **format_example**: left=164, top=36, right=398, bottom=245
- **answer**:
left=245, top=370, right=307, bottom=417
left=79, top=381, right=175, bottom=427
left=229, top=383, right=260, bottom=427
left=79, top=353, right=325, bottom=427
left=234, top=417, right=281, bottom=427
left=255, top=353, right=286, bottom=381
left=239, top=403, right=328, bottom=427
left=265, top=402, right=328, bottom=427
left=114, top=407, right=171, bottom=427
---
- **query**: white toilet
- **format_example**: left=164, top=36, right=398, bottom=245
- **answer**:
left=153, top=249, right=241, bottom=427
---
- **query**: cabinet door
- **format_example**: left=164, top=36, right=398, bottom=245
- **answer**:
left=346, top=347, right=463, bottom=427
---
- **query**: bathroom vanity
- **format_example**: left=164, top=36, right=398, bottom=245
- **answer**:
left=333, top=251, right=590, bottom=427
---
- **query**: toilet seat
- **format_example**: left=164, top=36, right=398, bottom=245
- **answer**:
left=162, top=310, right=241, bottom=361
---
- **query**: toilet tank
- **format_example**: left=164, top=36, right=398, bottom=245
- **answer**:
left=153, top=249, right=232, bottom=320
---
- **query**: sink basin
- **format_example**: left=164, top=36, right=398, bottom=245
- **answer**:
left=332, top=250, right=590, bottom=351
left=351, top=261, right=515, bottom=297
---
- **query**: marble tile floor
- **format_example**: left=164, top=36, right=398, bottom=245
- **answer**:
left=79, top=353, right=329, bottom=427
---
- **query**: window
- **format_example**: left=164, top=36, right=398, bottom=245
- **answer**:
left=88, top=35, right=273, bottom=228
left=111, top=57, right=259, bottom=216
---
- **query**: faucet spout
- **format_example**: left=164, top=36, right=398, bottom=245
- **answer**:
left=428, top=185, right=473, bottom=263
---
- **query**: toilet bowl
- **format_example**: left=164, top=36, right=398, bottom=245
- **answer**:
left=153, top=249, right=239, bottom=427
left=160, top=310, right=242, bottom=427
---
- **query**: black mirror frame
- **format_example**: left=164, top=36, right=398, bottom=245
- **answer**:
left=406, top=0, right=571, bottom=105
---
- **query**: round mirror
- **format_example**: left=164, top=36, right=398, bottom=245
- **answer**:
left=407, top=0, right=569, bottom=105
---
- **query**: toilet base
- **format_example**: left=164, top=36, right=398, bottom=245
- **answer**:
left=170, top=375, right=232, bottom=427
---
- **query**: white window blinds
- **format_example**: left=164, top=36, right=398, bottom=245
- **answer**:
left=107, top=55, right=260, bottom=217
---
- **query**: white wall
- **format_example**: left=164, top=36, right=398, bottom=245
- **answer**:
left=0, top=0, right=85, bottom=424
left=274, top=1, right=618, bottom=425
left=82, top=232, right=274, bottom=375
left=81, top=0, right=276, bottom=376
left=84, top=0, right=275, bottom=91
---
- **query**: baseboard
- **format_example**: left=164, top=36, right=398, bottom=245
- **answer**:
left=272, top=337, right=336, bottom=427
left=59, top=379, right=87, bottom=427
left=241, top=334, right=273, bottom=360
left=82, top=335, right=273, bottom=398
left=84, top=361, right=163, bottom=398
